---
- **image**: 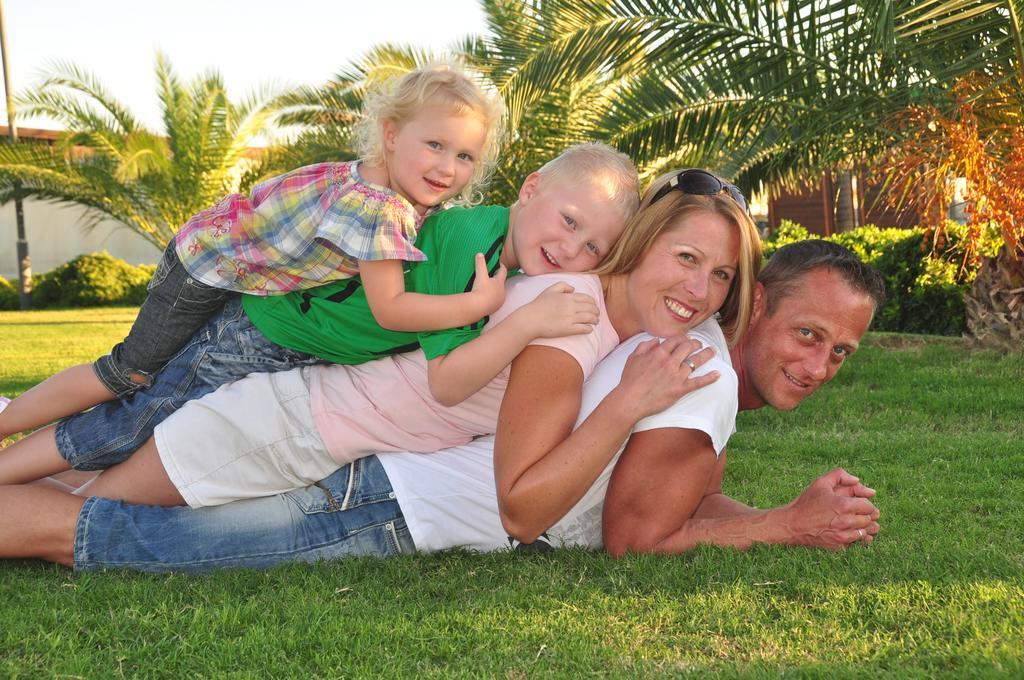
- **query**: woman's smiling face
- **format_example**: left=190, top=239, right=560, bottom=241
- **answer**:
left=624, top=210, right=739, bottom=338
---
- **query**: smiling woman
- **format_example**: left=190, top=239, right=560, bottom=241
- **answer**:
left=492, top=170, right=762, bottom=541
left=609, top=211, right=739, bottom=337
left=591, top=169, right=758, bottom=345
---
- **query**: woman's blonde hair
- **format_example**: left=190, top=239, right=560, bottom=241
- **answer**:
left=353, top=61, right=505, bottom=206
left=592, top=170, right=763, bottom=345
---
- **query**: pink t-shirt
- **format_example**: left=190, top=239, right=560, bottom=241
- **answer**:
left=308, top=273, right=619, bottom=465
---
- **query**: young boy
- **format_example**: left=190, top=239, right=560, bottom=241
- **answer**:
left=0, top=143, right=639, bottom=481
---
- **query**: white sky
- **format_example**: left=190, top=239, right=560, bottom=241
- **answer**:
left=1, top=0, right=488, bottom=130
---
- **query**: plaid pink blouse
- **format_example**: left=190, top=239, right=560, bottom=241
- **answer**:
left=174, top=161, right=428, bottom=295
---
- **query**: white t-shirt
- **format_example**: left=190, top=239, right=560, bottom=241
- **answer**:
left=378, top=317, right=738, bottom=553
left=310, top=273, right=619, bottom=464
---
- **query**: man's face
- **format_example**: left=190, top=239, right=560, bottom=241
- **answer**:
left=740, top=267, right=874, bottom=411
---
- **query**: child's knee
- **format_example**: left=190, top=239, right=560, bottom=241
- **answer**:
left=127, top=370, right=153, bottom=387
left=92, top=355, right=151, bottom=397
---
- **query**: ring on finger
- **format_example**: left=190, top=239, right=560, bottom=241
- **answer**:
left=684, top=358, right=697, bottom=371
left=857, top=529, right=865, bottom=540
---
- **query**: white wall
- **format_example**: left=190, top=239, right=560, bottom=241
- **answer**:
left=0, top=199, right=162, bottom=281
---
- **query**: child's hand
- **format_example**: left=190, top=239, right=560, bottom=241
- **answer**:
left=469, top=253, right=507, bottom=317
left=519, top=281, right=599, bottom=338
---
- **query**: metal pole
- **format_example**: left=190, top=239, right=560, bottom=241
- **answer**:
left=0, top=0, right=30, bottom=309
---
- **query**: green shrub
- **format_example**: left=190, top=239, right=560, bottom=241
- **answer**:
left=0, top=275, right=18, bottom=310
left=30, top=251, right=156, bottom=308
left=761, top=220, right=813, bottom=255
left=763, top=220, right=1003, bottom=335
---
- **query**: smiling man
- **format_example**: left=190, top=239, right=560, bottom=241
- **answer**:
left=603, top=239, right=886, bottom=555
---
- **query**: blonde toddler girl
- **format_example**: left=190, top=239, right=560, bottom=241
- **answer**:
left=0, top=62, right=505, bottom=440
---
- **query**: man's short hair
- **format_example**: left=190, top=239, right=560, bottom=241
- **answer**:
left=760, top=240, right=886, bottom=316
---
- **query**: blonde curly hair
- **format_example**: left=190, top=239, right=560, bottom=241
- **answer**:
left=353, top=61, right=505, bottom=206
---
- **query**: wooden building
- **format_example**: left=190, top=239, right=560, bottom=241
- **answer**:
left=767, top=169, right=918, bottom=235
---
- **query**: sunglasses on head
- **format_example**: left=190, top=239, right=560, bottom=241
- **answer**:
left=650, top=169, right=748, bottom=213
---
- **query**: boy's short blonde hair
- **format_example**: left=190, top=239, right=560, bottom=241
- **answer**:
left=532, top=142, right=640, bottom=224
left=592, top=170, right=763, bottom=345
left=354, top=60, right=506, bottom=205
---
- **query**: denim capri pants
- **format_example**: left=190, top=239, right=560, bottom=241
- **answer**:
left=56, top=295, right=320, bottom=471
left=93, top=240, right=234, bottom=398
left=74, top=455, right=416, bottom=573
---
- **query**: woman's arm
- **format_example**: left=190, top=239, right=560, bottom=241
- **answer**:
left=494, top=336, right=719, bottom=543
left=359, top=255, right=507, bottom=332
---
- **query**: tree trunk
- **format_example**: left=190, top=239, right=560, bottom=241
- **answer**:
left=835, top=170, right=856, bottom=231
left=964, top=245, right=1024, bottom=352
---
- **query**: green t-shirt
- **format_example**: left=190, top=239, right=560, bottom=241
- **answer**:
left=242, top=205, right=510, bottom=364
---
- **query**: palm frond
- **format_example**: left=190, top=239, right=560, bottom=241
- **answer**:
left=2, top=54, right=282, bottom=246
left=25, top=59, right=141, bottom=133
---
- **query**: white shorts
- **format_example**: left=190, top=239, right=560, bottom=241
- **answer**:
left=154, top=367, right=339, bottom=508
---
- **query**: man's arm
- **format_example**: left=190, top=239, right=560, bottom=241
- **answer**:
left=685, top=459, right=880, bottom=550
left=602, top=431, right=880, bottom=556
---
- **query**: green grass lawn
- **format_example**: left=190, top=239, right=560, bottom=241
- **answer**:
left=1, top=308, right=1022, bottom=678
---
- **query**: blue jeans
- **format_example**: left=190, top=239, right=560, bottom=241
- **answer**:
left=74, top=456, right=415, bottom=573
left=93, top=240, right=234, bottom=398
left=56, top=296, right=321, bottom=470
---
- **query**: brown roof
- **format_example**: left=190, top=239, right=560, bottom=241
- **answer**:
left=0, top=125, right=62, bottom=142
left=0, top=125, right=263, bottom=158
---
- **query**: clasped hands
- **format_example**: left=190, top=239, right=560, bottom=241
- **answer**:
left=782, top=468, right=881, bottom=550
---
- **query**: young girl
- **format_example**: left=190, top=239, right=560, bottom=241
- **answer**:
left=0, top=62, right=506, bottom=440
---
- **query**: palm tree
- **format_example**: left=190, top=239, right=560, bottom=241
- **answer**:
left=273, top=0, right=1022, bottom=346
left=469, top=0, right=1023, bottom=347
left=471, top=0, right=1000, bottom=184
left=281, top=1, right=964, bottom=195
left=0, top=53, right=283, bottom=249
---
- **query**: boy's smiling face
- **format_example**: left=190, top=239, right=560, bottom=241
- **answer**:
left=501, top=172, right=627, bottom=274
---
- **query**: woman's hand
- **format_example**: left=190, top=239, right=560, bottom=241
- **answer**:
left=609, top=335, right=720, bottom=423
left=515, top=282, right=599, bottom=339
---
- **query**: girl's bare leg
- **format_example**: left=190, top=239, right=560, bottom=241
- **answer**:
left=0, top=484, right=82, bottom=566
left=0, top=364, right=115, bottom=439
left=0, top=425, right=72, bottom=484
left=74, top=436, right=186, bottom=507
